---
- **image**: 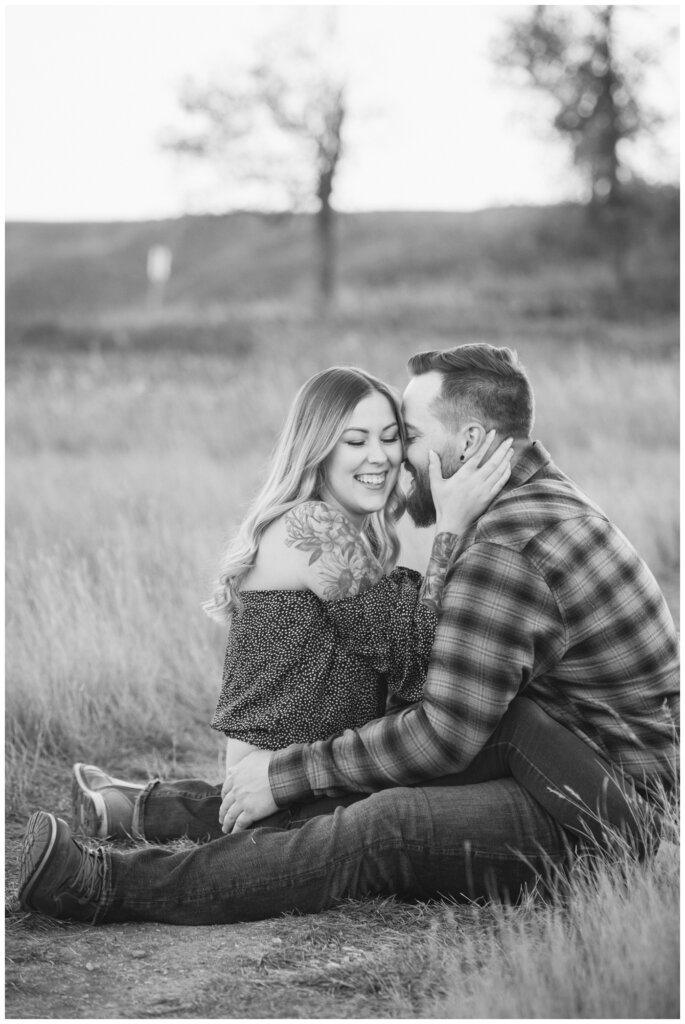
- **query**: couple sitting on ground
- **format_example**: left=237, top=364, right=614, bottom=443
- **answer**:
left=19, top=344, right=678, bottom=924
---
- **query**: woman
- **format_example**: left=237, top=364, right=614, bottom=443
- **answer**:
left=70, top=366, right=647, bottom=854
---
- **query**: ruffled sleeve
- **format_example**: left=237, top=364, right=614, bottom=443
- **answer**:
left=211, top=591, right=334, bottom=739
left=323, top=566, right=437, bottom=705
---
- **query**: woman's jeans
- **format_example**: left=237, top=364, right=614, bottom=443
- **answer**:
left=99, top=699, right=658, bottom=925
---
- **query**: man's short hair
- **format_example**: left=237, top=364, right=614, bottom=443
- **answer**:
left=408, top=344, right=534, bottom=438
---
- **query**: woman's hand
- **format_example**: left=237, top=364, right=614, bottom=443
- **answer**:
left=429, top=431, right=513, bottom=536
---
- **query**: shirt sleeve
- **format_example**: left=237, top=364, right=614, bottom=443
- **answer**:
left=268, top=543, right=568, bottom=804
left=323, top=567, right=436, bottom=704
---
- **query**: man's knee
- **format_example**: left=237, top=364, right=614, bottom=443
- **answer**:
left=333, top=786, right=432, bottom=843
left=500, top=695, right=546, bottom=737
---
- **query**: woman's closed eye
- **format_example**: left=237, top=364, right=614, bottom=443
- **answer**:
left=346, top=435, right=399, bottom=447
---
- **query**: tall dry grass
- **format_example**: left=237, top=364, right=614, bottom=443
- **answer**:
left=430, top=802, right=679, bottom=1019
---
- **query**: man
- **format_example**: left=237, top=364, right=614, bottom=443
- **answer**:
left=19, top=345, right=678, bottom=924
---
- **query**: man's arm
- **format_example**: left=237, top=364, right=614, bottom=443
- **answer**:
left=268, top=543, right=567, bottom=805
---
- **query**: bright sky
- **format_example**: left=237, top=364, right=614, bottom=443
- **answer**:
left=5, top=3, right=680, bottom=221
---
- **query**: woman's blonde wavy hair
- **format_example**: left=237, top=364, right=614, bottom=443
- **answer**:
left=204, top=366, right=407, bottom=623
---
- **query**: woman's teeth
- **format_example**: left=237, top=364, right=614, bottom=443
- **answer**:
left=356, top=473, right=386, bottom=488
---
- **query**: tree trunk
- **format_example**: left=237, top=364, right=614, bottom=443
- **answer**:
left=599, top=7, right=621, bottom=208
left=316, top=168, right=336, bottom=307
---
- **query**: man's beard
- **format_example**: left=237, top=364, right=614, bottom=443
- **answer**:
left=405, top=465, right=436, bottom=527
left=405, top=447, right=462, bottom=528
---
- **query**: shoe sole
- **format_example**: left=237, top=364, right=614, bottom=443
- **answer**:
left=18, top=812, right=58, bottom=910
left=72, top=763, right=108, bottom=837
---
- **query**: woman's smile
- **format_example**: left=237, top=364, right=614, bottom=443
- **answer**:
left=355, top=471, right=388, bottom=490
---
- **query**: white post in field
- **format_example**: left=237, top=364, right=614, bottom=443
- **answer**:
left=146, top=245, right=173, bottom=310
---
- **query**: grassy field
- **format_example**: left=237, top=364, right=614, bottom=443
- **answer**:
left=5, top=203, right=680, bottom=1017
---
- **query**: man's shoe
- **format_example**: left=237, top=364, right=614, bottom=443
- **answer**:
left=72, top=763, right=143, bottom=839
left=18, top=811, right=106, bottom=921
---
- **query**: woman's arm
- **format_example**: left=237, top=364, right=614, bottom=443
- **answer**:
left=418, top=532, right=463, bottom=616
left=419, top=434, right=514, bottom=614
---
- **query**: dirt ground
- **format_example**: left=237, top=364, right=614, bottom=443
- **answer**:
left=6, top=906, right=300, bottom=1019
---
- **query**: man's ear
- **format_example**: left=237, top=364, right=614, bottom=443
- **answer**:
left=461, top=422, right=488, bottom=461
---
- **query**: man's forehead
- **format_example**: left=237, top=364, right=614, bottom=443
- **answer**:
left=401, top=371, right=444, bottom=419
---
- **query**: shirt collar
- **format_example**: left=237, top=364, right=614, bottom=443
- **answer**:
left=506, top=440, right=553, bottom=491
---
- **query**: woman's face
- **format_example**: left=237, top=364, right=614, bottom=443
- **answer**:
left=320, top=391, right=403, bottom=527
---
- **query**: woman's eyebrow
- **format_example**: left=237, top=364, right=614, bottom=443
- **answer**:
left=342, top=423, right=398, bottom=434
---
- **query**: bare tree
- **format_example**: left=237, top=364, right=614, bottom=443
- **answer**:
left=495, top=5, right=662, bottom=208
left=164, top=16, right=346, bottom=305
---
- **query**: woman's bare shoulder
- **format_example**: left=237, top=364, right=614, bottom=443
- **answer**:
left=283, top=501, right=383, bottom=601
left=239, top=514, right=304, bottom=593
left=283, top=500, right=359, bottom=546
left=242, top=502, right=382, bottom=600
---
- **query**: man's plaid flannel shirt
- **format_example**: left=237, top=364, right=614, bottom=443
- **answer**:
left=269, top=442, right=679, bottom=804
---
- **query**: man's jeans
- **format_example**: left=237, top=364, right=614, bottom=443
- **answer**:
left=131, top=697, right=652, bottom=850
left=97, top=699, right=656, bottom=925
left=101, top=778, right=572, bottom=924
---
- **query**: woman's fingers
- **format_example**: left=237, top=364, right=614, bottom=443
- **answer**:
left=485, top=441, right=513, bottom=497
left=477, top=433, right=513, bottom=472
left=429, top=433, right=512, bottom=491
left=488, top=441, right=514, bottom=482
left=489, top=459, right=512, bottom=495
left=474, top=430, right=498, bottom=469
left=489, top=436, right=514, bottom=468
left=427, top=449, right=443, bottom=490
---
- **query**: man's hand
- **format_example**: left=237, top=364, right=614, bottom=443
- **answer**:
left=219, top=749, right=279, bottom=833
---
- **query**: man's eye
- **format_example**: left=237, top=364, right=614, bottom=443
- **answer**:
left=405, top=435, right=417, bottom=444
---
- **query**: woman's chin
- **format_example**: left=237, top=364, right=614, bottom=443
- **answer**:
left=366, top=491, right=395, bottom=515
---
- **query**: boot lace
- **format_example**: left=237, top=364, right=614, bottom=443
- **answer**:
left=70, top=841, right=106, bottom=903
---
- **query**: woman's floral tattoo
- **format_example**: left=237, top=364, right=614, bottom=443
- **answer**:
left=285, top=503, right=383, bottom=600
left=419, top=532, right=463, bottom=615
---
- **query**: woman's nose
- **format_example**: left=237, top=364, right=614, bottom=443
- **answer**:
left=367, top=441, right=389, bottom=464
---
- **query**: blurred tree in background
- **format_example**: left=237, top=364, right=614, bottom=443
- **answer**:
left=495, top=5, right=665, bottom=208
left=164, top=11, right=346, bottom=306
left=494, top=4, right=677, bottom=285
